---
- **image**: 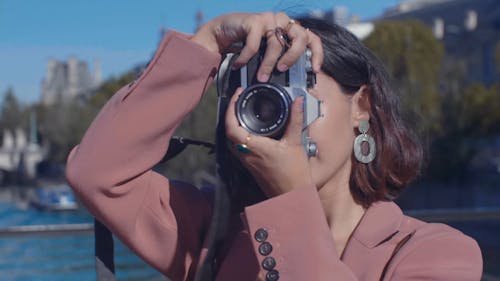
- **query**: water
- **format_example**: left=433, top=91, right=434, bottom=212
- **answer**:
left=0, top=200, right=498, bottom=280
left=0, top=202, right=164, bottom=281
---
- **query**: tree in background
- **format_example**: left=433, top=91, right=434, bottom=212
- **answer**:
left=34, top=69, right=138, bottom=164
left=0, top=88, right=33, bottom=186
left=453, top=84, right=500, bottom=138
left=364, top=20, right=445, bottom=137
left=70, top=65, right=217, bottom=183
left=364, top=20, right=500, bottom=182
left=160, top=85, right=218, bottom=184
left=89, top=71, right=137, bottom=109
left=35, top=100, right=96, bottom=163
left=431, top=76, right=500, bottom=181
left=0, top=87, right=27, bottom=132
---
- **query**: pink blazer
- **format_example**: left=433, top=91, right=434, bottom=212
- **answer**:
left=65, top=31, right=483, bottom=281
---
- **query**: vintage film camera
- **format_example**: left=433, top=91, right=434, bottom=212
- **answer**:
left=221, top=41, right=321, bottom=157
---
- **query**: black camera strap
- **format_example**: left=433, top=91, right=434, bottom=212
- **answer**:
left=193, top=88, right=233, bottom=281
left=95, top=219, right=116, bottom=281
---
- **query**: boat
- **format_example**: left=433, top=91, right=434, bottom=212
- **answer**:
left=29, top=185, right=78, bottom=211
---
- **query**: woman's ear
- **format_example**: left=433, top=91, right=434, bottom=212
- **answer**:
left=351, top=85, right=371, bottom=127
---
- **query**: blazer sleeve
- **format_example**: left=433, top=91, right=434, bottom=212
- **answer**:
left=65, top=30, right=221, bottom=281
left=241, top=187, right=483, bottom=281
left=241, top=187, right=360, bottom=281
left=387, top=225, right=483, bottom=281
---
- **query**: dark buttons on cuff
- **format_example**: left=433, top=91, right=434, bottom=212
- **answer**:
left=266, top=269, right=280, bottom=281
left=262, top=257, right=276, bottom=270
left=254, top=228, right=277, bottom=276
left=254, top=228, right=268, bottom=242
left=259, top=241, right=273, bottom=256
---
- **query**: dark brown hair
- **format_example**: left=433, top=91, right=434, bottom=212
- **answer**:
left=299, top=18, right=424, bottom=208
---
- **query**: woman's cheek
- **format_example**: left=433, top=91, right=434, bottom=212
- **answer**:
left=307, top=107, right=355, bottom=188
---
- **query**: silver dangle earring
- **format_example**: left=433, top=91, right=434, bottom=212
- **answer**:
left=354, top=120, right=376, bottom=164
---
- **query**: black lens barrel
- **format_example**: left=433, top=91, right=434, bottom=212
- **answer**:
left=236, top=83, right=292, bottom=138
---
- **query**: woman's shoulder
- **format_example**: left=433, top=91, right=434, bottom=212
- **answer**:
left=402, top=213, right=478, bottom=249
left=391, top=213, right=483, bottom=279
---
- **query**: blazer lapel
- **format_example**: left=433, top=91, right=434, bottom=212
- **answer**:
left=341, top=201, right=413, bottom=281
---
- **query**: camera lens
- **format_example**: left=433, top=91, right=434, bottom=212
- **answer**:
left=254, top=94, right=279, bottom=123
left=236, top=83, right=291, bottom=137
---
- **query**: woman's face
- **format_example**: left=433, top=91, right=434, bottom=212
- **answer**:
left=307, top=71, right=367, bottom=191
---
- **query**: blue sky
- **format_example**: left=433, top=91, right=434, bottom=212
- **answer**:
left=0, top=0, right=399, bottom=104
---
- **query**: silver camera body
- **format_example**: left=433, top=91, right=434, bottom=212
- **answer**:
left=234, top=48, right=321, bottom=157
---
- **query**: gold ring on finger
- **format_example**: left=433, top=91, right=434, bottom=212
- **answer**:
left=274, top=27, right=291, bottom=48
left=285, top=19, right=296, bottom=32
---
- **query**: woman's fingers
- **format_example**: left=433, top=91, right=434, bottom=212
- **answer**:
left=234, top=12, right=274, bottom=70
left=263, top=13, right=323, bottom=74
left=282, top=96, right=304, bottom=145
left=257, top=29, right=285, bottom=82
left=274, top=17, right=308, bottom=71
left=225, top=87, right=248, bottom=143
left=233, top=25, right=263, bottom=68
left=225, top=88, right=280, bottom=157
left=193, top=12, right=322, bottom=74
left=229, top=12, right=323, bottom=78
left=306, top=29, right=324, bottom=73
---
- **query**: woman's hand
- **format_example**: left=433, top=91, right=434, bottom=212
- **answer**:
left=193, top=11, right=322, bottom=197
left=191, top=12, right=323, bottom=82
left=225, top=88, right=315, bottom=198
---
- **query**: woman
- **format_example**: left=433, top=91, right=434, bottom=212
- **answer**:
left=65, top=12, right=482, bottom=281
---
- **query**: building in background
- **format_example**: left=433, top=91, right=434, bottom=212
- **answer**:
left=308, top=7, right=375, bottom=40
left=383, top=0, right=455, bottom=16
left=41, top=57, right=102, bottom=105
left=381, top=0, right=500, bottom=85
left=311, top=0, right=499, bottom=85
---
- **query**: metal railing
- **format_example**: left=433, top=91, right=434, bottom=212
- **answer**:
left=405, top=207, right=500, bottom=222
left=1, top=208, right=499, bottom=237
left=0, top=223, right=93, bottom=237
left=0, top=208, right=497, bottom=281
